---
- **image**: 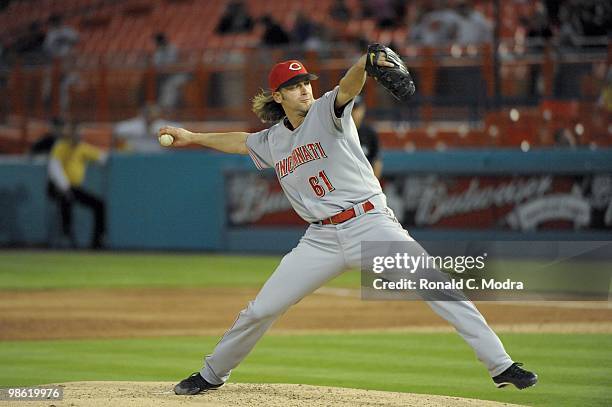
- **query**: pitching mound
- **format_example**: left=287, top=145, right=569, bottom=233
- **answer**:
left=24, top=382, right=525, bottom=407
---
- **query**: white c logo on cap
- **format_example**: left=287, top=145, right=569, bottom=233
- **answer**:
left=289, top=62, right=302, bottom=71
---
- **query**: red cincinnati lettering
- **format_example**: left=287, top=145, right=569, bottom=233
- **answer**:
left=293, top=147, right=305, bottom=166
left=316, top=142, right=327, bottom=158
left=275, top=142, right=326, bottom=178
left=307, top=143, right=320, bottom=159
left=301, top=145, right=313, bottom=161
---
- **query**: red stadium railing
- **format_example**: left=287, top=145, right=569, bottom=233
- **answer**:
left=0, top=1, right=610, bottom=154
left=1, top=42, right=609, bottom=154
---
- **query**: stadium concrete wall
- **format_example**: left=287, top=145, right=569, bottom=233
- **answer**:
left=1, top=149, right=611, bottom=251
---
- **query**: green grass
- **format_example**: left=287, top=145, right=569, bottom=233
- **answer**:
left=1, top=251, right=611, bottom=406
left=0, top=251, right=361, bottom=289
left=0, top=333, right=610, bottom=407
left=1, top=252, right=609, bottom=297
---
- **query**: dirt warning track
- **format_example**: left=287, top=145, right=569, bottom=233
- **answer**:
left=1, top=287, right=610, bottom=340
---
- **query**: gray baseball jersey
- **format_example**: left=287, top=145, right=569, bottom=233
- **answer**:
left=246, top=86, right=383, bottom=223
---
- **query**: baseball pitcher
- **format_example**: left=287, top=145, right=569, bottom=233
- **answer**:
left=158, top=44, right=537, bottom=395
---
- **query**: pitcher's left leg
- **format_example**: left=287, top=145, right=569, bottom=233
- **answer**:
left=342, top=212, right=513, bottom=376
left=425, top=299, right=512, bottom=376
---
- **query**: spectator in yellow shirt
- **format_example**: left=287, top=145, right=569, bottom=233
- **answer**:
left=47, top=123, right=107, bottom=249
left=599, top=67, right=612, bottom=112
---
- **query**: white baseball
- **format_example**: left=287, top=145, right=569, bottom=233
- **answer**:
left=159, top=133, right=174, bottom=147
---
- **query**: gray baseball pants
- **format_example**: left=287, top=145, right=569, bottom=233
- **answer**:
left=201, top=203, right=513, bottom=384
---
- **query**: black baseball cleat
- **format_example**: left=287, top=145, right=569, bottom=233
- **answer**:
left=174, top=372, right=223, bottom=395
left=493, top=362, right=538, bottom=389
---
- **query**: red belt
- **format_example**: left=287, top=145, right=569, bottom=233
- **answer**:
left=319, top=200, right=375, bottom=225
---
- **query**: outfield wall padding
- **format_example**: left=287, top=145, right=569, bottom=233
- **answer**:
left=1, top=149, right=611, bottom=251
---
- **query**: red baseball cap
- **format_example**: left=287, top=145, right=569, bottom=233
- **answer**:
left=268, top=60, right=318, bottom=91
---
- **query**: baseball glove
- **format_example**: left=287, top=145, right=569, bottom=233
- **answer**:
left=365, top=43, right=416, bottom=101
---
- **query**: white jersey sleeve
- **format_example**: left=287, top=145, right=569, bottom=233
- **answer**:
left=245, top=129, right=273, bottom=170
left=318, top=86, right=357, bottom=137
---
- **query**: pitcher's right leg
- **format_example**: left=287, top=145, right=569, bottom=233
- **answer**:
left=200, top=226, right=345, bottom=386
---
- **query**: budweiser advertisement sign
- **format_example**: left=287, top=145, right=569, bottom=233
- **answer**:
left=226, top=172, right=305, bottom=226
left=385, top=174, right=612, bottom=230
left=226, top=172, right=612, bottom=230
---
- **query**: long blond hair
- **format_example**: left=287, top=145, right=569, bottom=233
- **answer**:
left=251, top=89, right=285, bottom=123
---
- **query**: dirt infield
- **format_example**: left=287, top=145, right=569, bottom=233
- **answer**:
left=1, top=287, right=610, bottom=340
left=13, top=382, right=526, bottom=407
left=2, top=287, right=608, bottom=407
